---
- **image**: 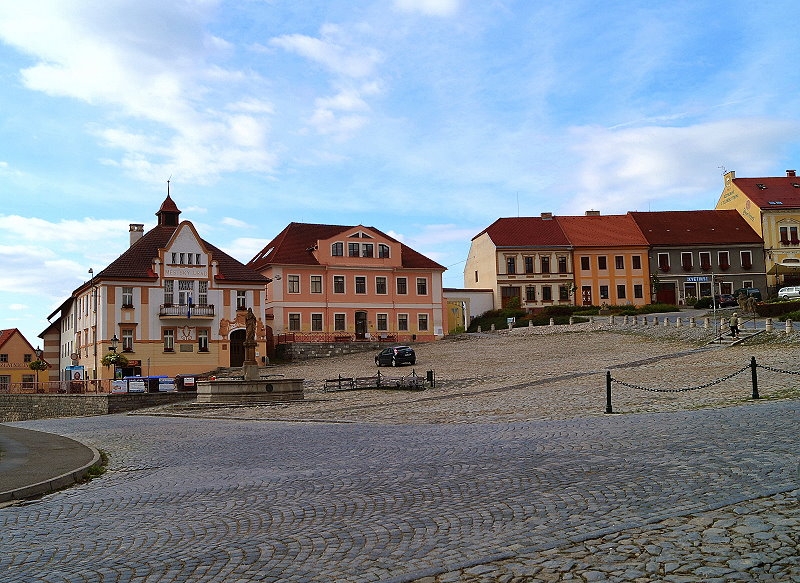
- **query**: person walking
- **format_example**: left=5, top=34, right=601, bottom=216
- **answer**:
left=729, top=312, right=740, bottom=339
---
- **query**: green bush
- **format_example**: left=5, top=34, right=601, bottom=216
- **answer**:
left=693, top=297, right=713, bottom=309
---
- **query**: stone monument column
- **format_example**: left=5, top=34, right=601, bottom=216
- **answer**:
left=243, top=307, right=259, bottom=381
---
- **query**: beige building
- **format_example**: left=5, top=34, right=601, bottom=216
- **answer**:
left=42, top=195, right=269, bottom=384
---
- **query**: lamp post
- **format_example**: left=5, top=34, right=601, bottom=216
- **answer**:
left=110, top=334, right=119, bottom=382
left=34, top=346, right=43, bottom=387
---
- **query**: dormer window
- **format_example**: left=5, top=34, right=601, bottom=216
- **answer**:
left=348, top=242, right=360, bottom=257
left=378, top=244, right=390, bottom=258
left=362, top=243, right=374, bottom=258
left=331, top=242, right=343, bottom=256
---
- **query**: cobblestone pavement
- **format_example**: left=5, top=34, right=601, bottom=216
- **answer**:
left=1, top=326, right=798, bottom=582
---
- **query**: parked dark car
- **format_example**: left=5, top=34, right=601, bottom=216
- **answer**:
left=714, top=294, right=738, bottom=307
left=734, top=287, right=762, bottom=301
left=375, top=345, right=416, bottom=367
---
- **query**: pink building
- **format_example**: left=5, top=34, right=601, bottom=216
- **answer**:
left=247, top=223, right=447, bottom=350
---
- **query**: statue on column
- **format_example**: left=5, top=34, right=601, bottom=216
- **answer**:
left=243, top=307, right=259, bottom=378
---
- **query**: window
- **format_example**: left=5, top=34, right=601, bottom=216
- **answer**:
left=559, top=285, right=570, bottom=300
left=355, top=276, right=367, bottom=294
left=378, top=244, right=390, bottom=258
left=658, top=253, right=670, bottom=271
left=187, top=253, right=193, bottom=265
left=164, top=280, right=174, bottom=305
left=0, top=354, right=7, bottom=363
left=524, top=256, right=534, bottom=274
left=598, top=256, right=607, bottom=270
left=397, top=278, right=408, bottom=294
left=506, top=256, right=516, bottom=274
left=122, top=329, right=134, bottom=352
left=179, top=253, right=185, bottom=265
left=332, top=242, right=344, bottom=256
left=416, top=278, right=428, bottom=295
left=311, top=313, right=323, bottom=332
left=541, top=256, right=550, bottom=273
left=198, top=329, right=209, bottom=352
left=179, top=280, right=194, bottom=305
left=171, top=252, right=177, bottom=264
left=634, top=284, right=643, bottom=299
left=718, top=251, right=730, bottom=269
left=580, top=256, right=590, bottom=270
left=198, top=281, right=208, bottom=305
left=362, top=243, right=374, bottom=258
left=310, top=275, right=323, bottom=294
left=376, top=276, right=387, bottom=295
left=287, top=276, right=300, bottom=294
left=526, top=285, right=535, bottom=302
left=398, top=314, right=409, bottom=331
left=418, top=314, right=429, bottom=331
left=600, top=285, right=609, bottom=299
left=333, top=275, right=345, bottom=293
left=24, top=353, right=32, bottom=363
left=288, top=313, right=300, bottom=331
left=699, top=252, right=711, bottom=270
left=615, top=256, right=624, bottom=270
left=617, top=284, right=626, bottom=299
left=377, top=314, right=388, bottom=331
left=22, top=375, right=35, bottom=389
left=541, top=286, right=552, bottom=301
left=780, top=226, right=790, bottom=244
left=792, top=226, right=799, bottom=245
left=163, top=329, right=175, bottom=352
left=196, top=253, right=201, bottom=265
left=233, top=290, right=246, bottom=310
left=632, top=255, right=642, bottom=270
left=122, top=287, right=133, bottom=307
left=681, top=252, right=693, bottom=270
left=348, top=242, right=360, bottom=257
left=558, top=256, right=567, bottom=274
left=334, top=314, right=346, bottom=331
left=740, top=250, right=752, bottom=269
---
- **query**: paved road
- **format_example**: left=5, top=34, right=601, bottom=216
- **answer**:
left=1, top=400, right=797, bottom=582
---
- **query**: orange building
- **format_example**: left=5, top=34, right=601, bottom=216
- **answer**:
left=555, top=213, right=651, bottom=307
left=0, top=329, right=46, bottom=391
left=247, top=223, right=447, bottom=346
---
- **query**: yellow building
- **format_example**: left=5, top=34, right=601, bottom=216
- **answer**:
left=716, top=169, right=800, bottom=294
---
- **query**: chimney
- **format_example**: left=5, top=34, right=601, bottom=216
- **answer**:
left=540, top=212, right=553, bottom=220
left=787, top=170, right=796, bottom=177
left=129, top=224, right=144, bottom=246
left=585, top=210, right=601, bottom=216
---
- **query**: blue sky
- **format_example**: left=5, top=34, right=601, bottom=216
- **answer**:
left=2, top=0, right=800, bottom=345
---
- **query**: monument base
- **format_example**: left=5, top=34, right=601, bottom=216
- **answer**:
left=196, top=378, right=304, bottom=404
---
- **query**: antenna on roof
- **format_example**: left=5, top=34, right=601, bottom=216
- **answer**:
left=718, top=165, right=727, bottom=175
left=167, top=175, right=172, bottom=197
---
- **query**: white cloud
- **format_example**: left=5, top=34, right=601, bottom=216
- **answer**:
left=565, top=118, right=800, bottom=214
left=221, top=217, right=250, bottom=229
left=393, top=0, right=461, bottom=17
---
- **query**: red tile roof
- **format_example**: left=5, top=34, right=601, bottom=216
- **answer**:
left=472, top=217, right=571, bottom=247
left=555, top=214, right=649, bottom=247
left=629, top=210, right=762, bottom=245
left=247, top=222, right=445, bottom=271
left=733, top=176, right=800, bottom=209
left=0, top=328, right=15, bottom=350
left=95, top=224, right=267, bottom=283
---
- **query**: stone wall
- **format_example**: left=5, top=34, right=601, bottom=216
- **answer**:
left=0, top=393, right=196, bottom=423
left=275, top=341, right=384, bottom=362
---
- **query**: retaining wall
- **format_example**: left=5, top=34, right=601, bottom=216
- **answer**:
left=276, top=341, right=385, bottom=362
left=0, top=393, right=196, bottom=423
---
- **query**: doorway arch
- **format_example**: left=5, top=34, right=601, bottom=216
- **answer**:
left=230, top=329, right=245, bottom=367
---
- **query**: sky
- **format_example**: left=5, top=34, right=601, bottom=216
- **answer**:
left=2, top=0, right=800, bottom=345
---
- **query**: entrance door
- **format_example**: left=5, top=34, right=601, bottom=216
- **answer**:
left=355, top=311, right=368, bottom=340
left=656, top=283, right=677, bottom=305
left=230, top=329, right=245, bottom=367
left=581, top=286, right=592, bottom=306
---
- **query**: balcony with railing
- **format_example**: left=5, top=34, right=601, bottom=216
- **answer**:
left=159, top=303, right=215, bottom=318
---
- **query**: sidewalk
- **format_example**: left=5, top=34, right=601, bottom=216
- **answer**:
left=0, top=424, right=99, bottom=504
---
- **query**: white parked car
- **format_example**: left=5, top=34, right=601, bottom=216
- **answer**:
left=777, top=286, right=800, bottom=300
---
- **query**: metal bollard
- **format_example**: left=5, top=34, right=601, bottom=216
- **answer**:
left=605, top=371, right=613, bottom=414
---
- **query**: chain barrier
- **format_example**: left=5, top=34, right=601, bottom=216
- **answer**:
left=755, top=364, right=800, bottom=376
left=610, top=365, right=750, bottom=393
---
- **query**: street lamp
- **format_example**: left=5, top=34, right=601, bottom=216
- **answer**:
left=110, top=334, right=119, bottom=353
